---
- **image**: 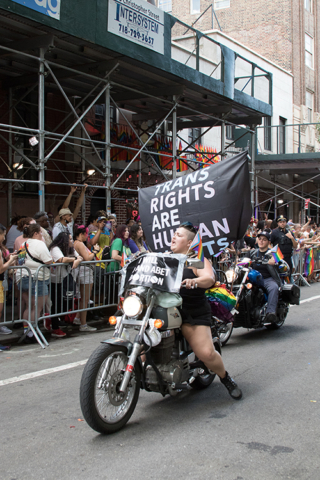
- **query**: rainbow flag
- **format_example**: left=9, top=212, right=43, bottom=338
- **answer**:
left=304, top=248, right=314, bottom=276
left=189, top=232, right=204, bottom=262
left=269, top=245, right=284, bottom=263
left=120, top=250, right=128, bottom=268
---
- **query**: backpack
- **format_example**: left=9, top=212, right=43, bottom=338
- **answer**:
left=101, top=245, right=111, bottom=261
left=62, top=269, right=77, bottom=300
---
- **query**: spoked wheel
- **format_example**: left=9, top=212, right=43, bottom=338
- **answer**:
left=216, top=321, right=234, bottom=346
left=80, top=344, right=140, bottom=434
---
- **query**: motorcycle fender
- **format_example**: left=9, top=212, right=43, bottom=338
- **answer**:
left=101, top=338, right=133, bottom=354
left=101, top=338, right=144, bottom=384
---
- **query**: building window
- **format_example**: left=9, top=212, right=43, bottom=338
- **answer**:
left=190, top=0, right=201, bottom=14
left=226, top=125, right=235, bottom=140
left=305, top=33, right=313, bottom=68
left=306, top=91, right=313, bottom=123
left=214, top=0, right=230, bottom=9
left=279, top=117, right=286, bottom=154
left=264, top=117, right=272, bottom=151
left=304, top=0, right=312, bottom=13
left=158, top=0, right=172, bottom=12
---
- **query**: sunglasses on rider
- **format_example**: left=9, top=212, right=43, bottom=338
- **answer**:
left=180, top=221, right=198, bottom=234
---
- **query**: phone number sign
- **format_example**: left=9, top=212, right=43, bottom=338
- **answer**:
left=108, top=0, right=164, bottom=55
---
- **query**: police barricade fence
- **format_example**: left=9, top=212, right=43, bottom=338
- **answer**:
left=1, top=259, right=120, bottom=348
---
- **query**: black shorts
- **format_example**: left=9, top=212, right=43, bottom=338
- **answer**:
left=180, top=300, right=212, bottom=327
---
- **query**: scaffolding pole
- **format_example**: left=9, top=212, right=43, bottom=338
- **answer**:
left=105, top=84, right=111, bottom=215
left=38, top=48, right=45, bottom=211
left=7, top=89, right=13, bottom=225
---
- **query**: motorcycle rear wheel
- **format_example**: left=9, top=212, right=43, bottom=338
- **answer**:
left=265, top=317, right=286, bottom=329
left=80, top=344, right=140, bottom=434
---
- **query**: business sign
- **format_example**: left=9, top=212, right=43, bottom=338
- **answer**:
left=108, top=0, right=164, bottom=55
left=120, top=253, right=186, bottom=293
left=11, top=0, right=61, bottom=20
left=139, top=151, right=252, bottom=257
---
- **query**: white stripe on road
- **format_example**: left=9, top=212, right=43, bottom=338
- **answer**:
left=0, top=359, right=88, bottom=386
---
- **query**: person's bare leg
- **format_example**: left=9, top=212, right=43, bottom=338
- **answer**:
left=79, top=283, right=93, bottom=326
left=182, top=324, right=226, bottom=377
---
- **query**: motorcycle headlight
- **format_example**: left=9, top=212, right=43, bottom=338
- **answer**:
left=123, top=295, right=143, bottom=317
left=225, top=269, right=238, bottom=283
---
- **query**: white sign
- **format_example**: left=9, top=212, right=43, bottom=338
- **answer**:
left=108, top=0, right=164, bottom=55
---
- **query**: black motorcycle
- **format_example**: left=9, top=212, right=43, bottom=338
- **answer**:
left=217, top=257, right=300, bottom=340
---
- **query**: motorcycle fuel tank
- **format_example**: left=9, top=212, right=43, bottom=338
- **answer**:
left=152, top=305, right=182, bottom=330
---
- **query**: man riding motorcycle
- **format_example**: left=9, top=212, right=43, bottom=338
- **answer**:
left=171, top=222, right=242, bottom=400
left=248, top=230, right=280, bottom=323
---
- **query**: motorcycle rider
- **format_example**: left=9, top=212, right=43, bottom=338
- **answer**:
left=270, top=215, right=297, bottom=273
left=249, top=230, right=279, bottom=323
left=171, top=222, right=242, bottom=400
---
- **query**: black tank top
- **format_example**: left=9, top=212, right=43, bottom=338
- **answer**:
left=179, top=267, right=207, bottom=307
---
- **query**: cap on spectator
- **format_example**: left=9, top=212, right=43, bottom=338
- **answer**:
left=257, top=231, right=271, bottom=240
left=97, top=216, right=107, bottom=222
left=59, top=208, right=72, bottom=217
left=276, top=215, right=288, bottom=222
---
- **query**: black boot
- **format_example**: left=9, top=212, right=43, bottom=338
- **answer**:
left=220, top=372, right=242, bottom=400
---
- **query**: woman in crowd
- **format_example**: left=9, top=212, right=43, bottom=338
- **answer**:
left=17, top=224, right=52, bottom=343
left=108, top=225, right=131, bottom=272
left=0, top=224, right=18, bottom=345
left=128, top=224, right=149, bottom=254
left=14, top=217, right=35, bottom=252
left=49, top=232, right=83, bottom=338
left=170, top=222, right=242, bottom=400
left=73, top=225, right=99, bottom=332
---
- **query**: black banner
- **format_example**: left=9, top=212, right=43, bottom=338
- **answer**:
left=120, top=253, right=186, bottom=293
left=139, top=151, right=251, bottom=256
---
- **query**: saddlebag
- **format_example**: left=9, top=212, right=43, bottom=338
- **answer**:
left=281, top=284, right=300, bottom=305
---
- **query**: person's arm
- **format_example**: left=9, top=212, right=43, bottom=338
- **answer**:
left=128, top=239, right=139, bottom=254
left=285, top=230, right=297, bottom=249
left=0, top=252, right=18, bottom=274
left=301, top=217, right=311, bottom=231
left=54, top=184, right=77, bottom=224
left=111, top=249, right=122, bottom=263
left=88, top=228, right=102, bottom=247
left=181, top=258, right=215, bottom=289
left=73, top=184, right=87, bottom=220
left=74, top=241, right=95, bottom=261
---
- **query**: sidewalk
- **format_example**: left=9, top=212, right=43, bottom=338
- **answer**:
left=0, top=306, right=116, bottom=349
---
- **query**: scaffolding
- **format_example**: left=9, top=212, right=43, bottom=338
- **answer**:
left=0, top=5, right=272, bottom=225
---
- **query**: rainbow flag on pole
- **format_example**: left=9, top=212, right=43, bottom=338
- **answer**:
left=304, top=248, right=314, bottom=276
left=121, top=250, right=128, bottom=268
left=189, top=232, right=204, bottom=262
left=269, top=245, right=284, bottom=263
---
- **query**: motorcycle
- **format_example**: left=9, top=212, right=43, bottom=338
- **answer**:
left=79, top=252, right=221, bottom=434
left=220, top=256, right=300, bottom=340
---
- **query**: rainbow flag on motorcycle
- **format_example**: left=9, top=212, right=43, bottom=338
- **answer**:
left=189, top=232, right=204, bottom=262
left=304, top=248, right=314, bottom=276
left=205, top=284, right=236, bottom=323
left=269, top=245, right=284, bottom=263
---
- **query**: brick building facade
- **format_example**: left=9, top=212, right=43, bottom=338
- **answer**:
left=159, top=0, right=320, bottom=124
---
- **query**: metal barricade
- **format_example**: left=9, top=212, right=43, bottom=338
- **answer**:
left=0, top=259, right=121, bottom=349
left=32, top=259, right=120, bottom=348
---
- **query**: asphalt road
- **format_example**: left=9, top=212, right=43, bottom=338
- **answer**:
left=0, top=285, right=319, bottom=480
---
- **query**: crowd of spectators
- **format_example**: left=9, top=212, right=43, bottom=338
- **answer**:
left=220, top=214, right=320, bottom=284
left=0, top=184, right=149, bottom=350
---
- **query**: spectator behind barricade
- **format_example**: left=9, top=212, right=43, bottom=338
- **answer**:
left=107, top=225, right=131, bottom=272
left=88, top=215, right=111, bottom=251
left=73, top=225, right=99, bottom=333
left=14, top=217, right=36, bottom=252
left=16, top=224, right=52, bottom=344
left=126, top=218, right=135, bottom=228
left=34, top=211, right=52, bottom=248
left=0, top=224, right=18, bottom=341
left=47, top=212, right=54, bottom=231
left=52, top=184, right=87, bottom=239
left=5, top=216, right=25, bottom=253
left=128, top=224, right=149, bottom=254
left=48, top=232, right=83, bottom=338
left=264, top=219, right=273, bottom=233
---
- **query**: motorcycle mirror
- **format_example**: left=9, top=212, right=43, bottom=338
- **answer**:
left=186, top=258, right=204, bottom=269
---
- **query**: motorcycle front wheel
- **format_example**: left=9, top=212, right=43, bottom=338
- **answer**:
left=215, top=320, right=233, bottom=346
left=80, top=344, right=140, bottom=434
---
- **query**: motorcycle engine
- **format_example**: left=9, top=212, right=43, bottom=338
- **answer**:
left=145, top=360, right=187, bottom=389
